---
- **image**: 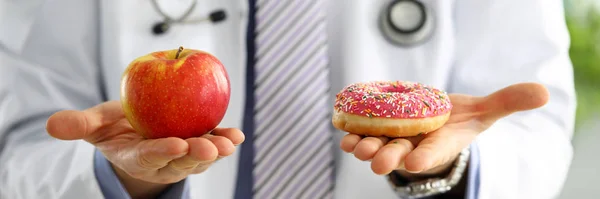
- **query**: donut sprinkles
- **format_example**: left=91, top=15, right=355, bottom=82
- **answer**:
left=332, top=80, right=453, bottom=137
left=334, top=81, right=452, bottom=119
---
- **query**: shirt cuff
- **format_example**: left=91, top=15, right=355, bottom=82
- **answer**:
left=386, top=142, right=481, bottom=199
left=465, top=142, right=481, bottom=199
left=93, top=149, right=190, bottom=199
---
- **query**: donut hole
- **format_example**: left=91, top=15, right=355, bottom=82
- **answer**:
left=378, top=85, right=409, bottom=93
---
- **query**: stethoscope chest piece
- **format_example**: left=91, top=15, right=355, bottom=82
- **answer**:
left=379, top=0, right=434, bottom=47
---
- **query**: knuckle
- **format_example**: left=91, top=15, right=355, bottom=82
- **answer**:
left=170, top=161, right=198, bottom=171
left=363, top=137, right=380, bottom=143
left=137, top=153, right=156, bottom=169
left=356, top=140, right=375, bottom=151
left=211, top=135, right=228, bottom=142
left=391, top=139, right=414, bottom=151
left=117, top=119, right=135, bottom=131
left=353, top=152, right=369, bottom=161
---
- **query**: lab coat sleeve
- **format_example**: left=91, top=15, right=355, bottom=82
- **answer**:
left=0, top=0, right=186, bottom=198
left=450, top=0, right=576, bottom=198
left=0, top=1, right=105, bottom=198
left=94, top=150, right=190, bottom=199
left=465, top=143, right=481, bottom=199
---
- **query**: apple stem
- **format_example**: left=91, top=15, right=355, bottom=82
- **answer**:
left=175, top=46, right=184, bottom=59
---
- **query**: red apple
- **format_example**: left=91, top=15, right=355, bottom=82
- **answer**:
left=120, top=46, right=231, bottom=139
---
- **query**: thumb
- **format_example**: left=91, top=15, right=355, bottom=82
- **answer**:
left=477, top=82, right=549, bottom=123
left=46, top=101, right=125, bottom=141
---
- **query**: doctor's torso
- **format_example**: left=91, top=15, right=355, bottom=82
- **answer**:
left=95, top=0, right=455, bottom=198
left=0, top=0, right=576, bottom=198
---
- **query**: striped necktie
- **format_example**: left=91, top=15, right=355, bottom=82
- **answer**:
left=242, top=0, right=336, bottom=198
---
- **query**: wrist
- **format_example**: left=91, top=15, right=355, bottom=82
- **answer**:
left=394, top=155, right=457, bottom=181
left=110, top=163, right=175, bottom=199
left=386, top=146, right=471, bottom=198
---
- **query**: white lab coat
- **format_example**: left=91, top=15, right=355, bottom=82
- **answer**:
left=0, top=0, right=576, bottom=199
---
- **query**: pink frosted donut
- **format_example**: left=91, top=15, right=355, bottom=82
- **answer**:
left=332, top=80, right=452, bottom=137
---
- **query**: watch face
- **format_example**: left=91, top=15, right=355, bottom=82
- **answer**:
left=385, top=147, right=471, bottom=197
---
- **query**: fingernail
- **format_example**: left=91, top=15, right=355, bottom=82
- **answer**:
left=406, top=168, right=423, bottom=173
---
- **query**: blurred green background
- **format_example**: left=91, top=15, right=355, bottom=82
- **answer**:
left=565, top=0, right=600, bottom=129
left=560, top=1, right=599, bottom=198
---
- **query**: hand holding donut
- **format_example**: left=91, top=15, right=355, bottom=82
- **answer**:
left=334, top=81, right=549, bottom=176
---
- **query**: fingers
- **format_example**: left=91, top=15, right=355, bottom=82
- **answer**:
left=187, top=135, right=234, bottom=174
left=46, top=100, right=124, bottom=141
left=403, top=130, right=468, bottom=174
left=403, top=138, right=439, bottom=173
left=164, top=137, right=218, bottom=171
left=205, top=135, right=236, bottom=157
left=135, top=137, right=189, bottom=170
left=118, top=128, right=241, bottom=183
left=352, top=136, right=389, bottom=161
left=371, top=139, right=415, bottom=175
left=478, top=82, right=549, bottom=123
left=340, top=133, right=434, bottom=175
left=160, top=134, right=238, bottom=176
left=340, top=134, right=362, bottom=153
left=211, top=128, right=245, bottom=145
left=46, top=110, right=89, bottom=140
left=185, top=137, right=219, bottom=162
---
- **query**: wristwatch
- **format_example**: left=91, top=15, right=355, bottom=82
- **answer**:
left=386, top=146, right=471, bottom=198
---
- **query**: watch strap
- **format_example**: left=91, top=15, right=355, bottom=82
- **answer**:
left=386, top=146, right=471, bottom=198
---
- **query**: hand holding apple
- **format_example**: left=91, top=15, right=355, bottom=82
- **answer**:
left=120, top=46, right=231, bottom=139
left=46, top=100, right=245, bottom=198
left=45, top=47, right=244, bottom=198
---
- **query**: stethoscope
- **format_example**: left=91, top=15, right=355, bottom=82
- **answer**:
left=379, top=0, right=434, bottom=47
left=150, top=0, right=433, bottom=47
left=150, top=0, right=226, bottom=35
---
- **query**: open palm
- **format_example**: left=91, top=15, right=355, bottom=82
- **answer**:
left=340, top=82, right=550, bottom=175
left=46, top=101, right=245, bottom=185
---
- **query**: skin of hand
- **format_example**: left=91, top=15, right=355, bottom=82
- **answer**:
left=340, top=82, right=550, bottom=179
left=45, top=100, right=245, bottom=199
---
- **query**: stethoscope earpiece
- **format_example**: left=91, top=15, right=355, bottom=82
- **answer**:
left=209, top=10, right=227, bottom=22
left=150, top=0, right=227, bottom=35
left=152, top=22, right=170, bottom=35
